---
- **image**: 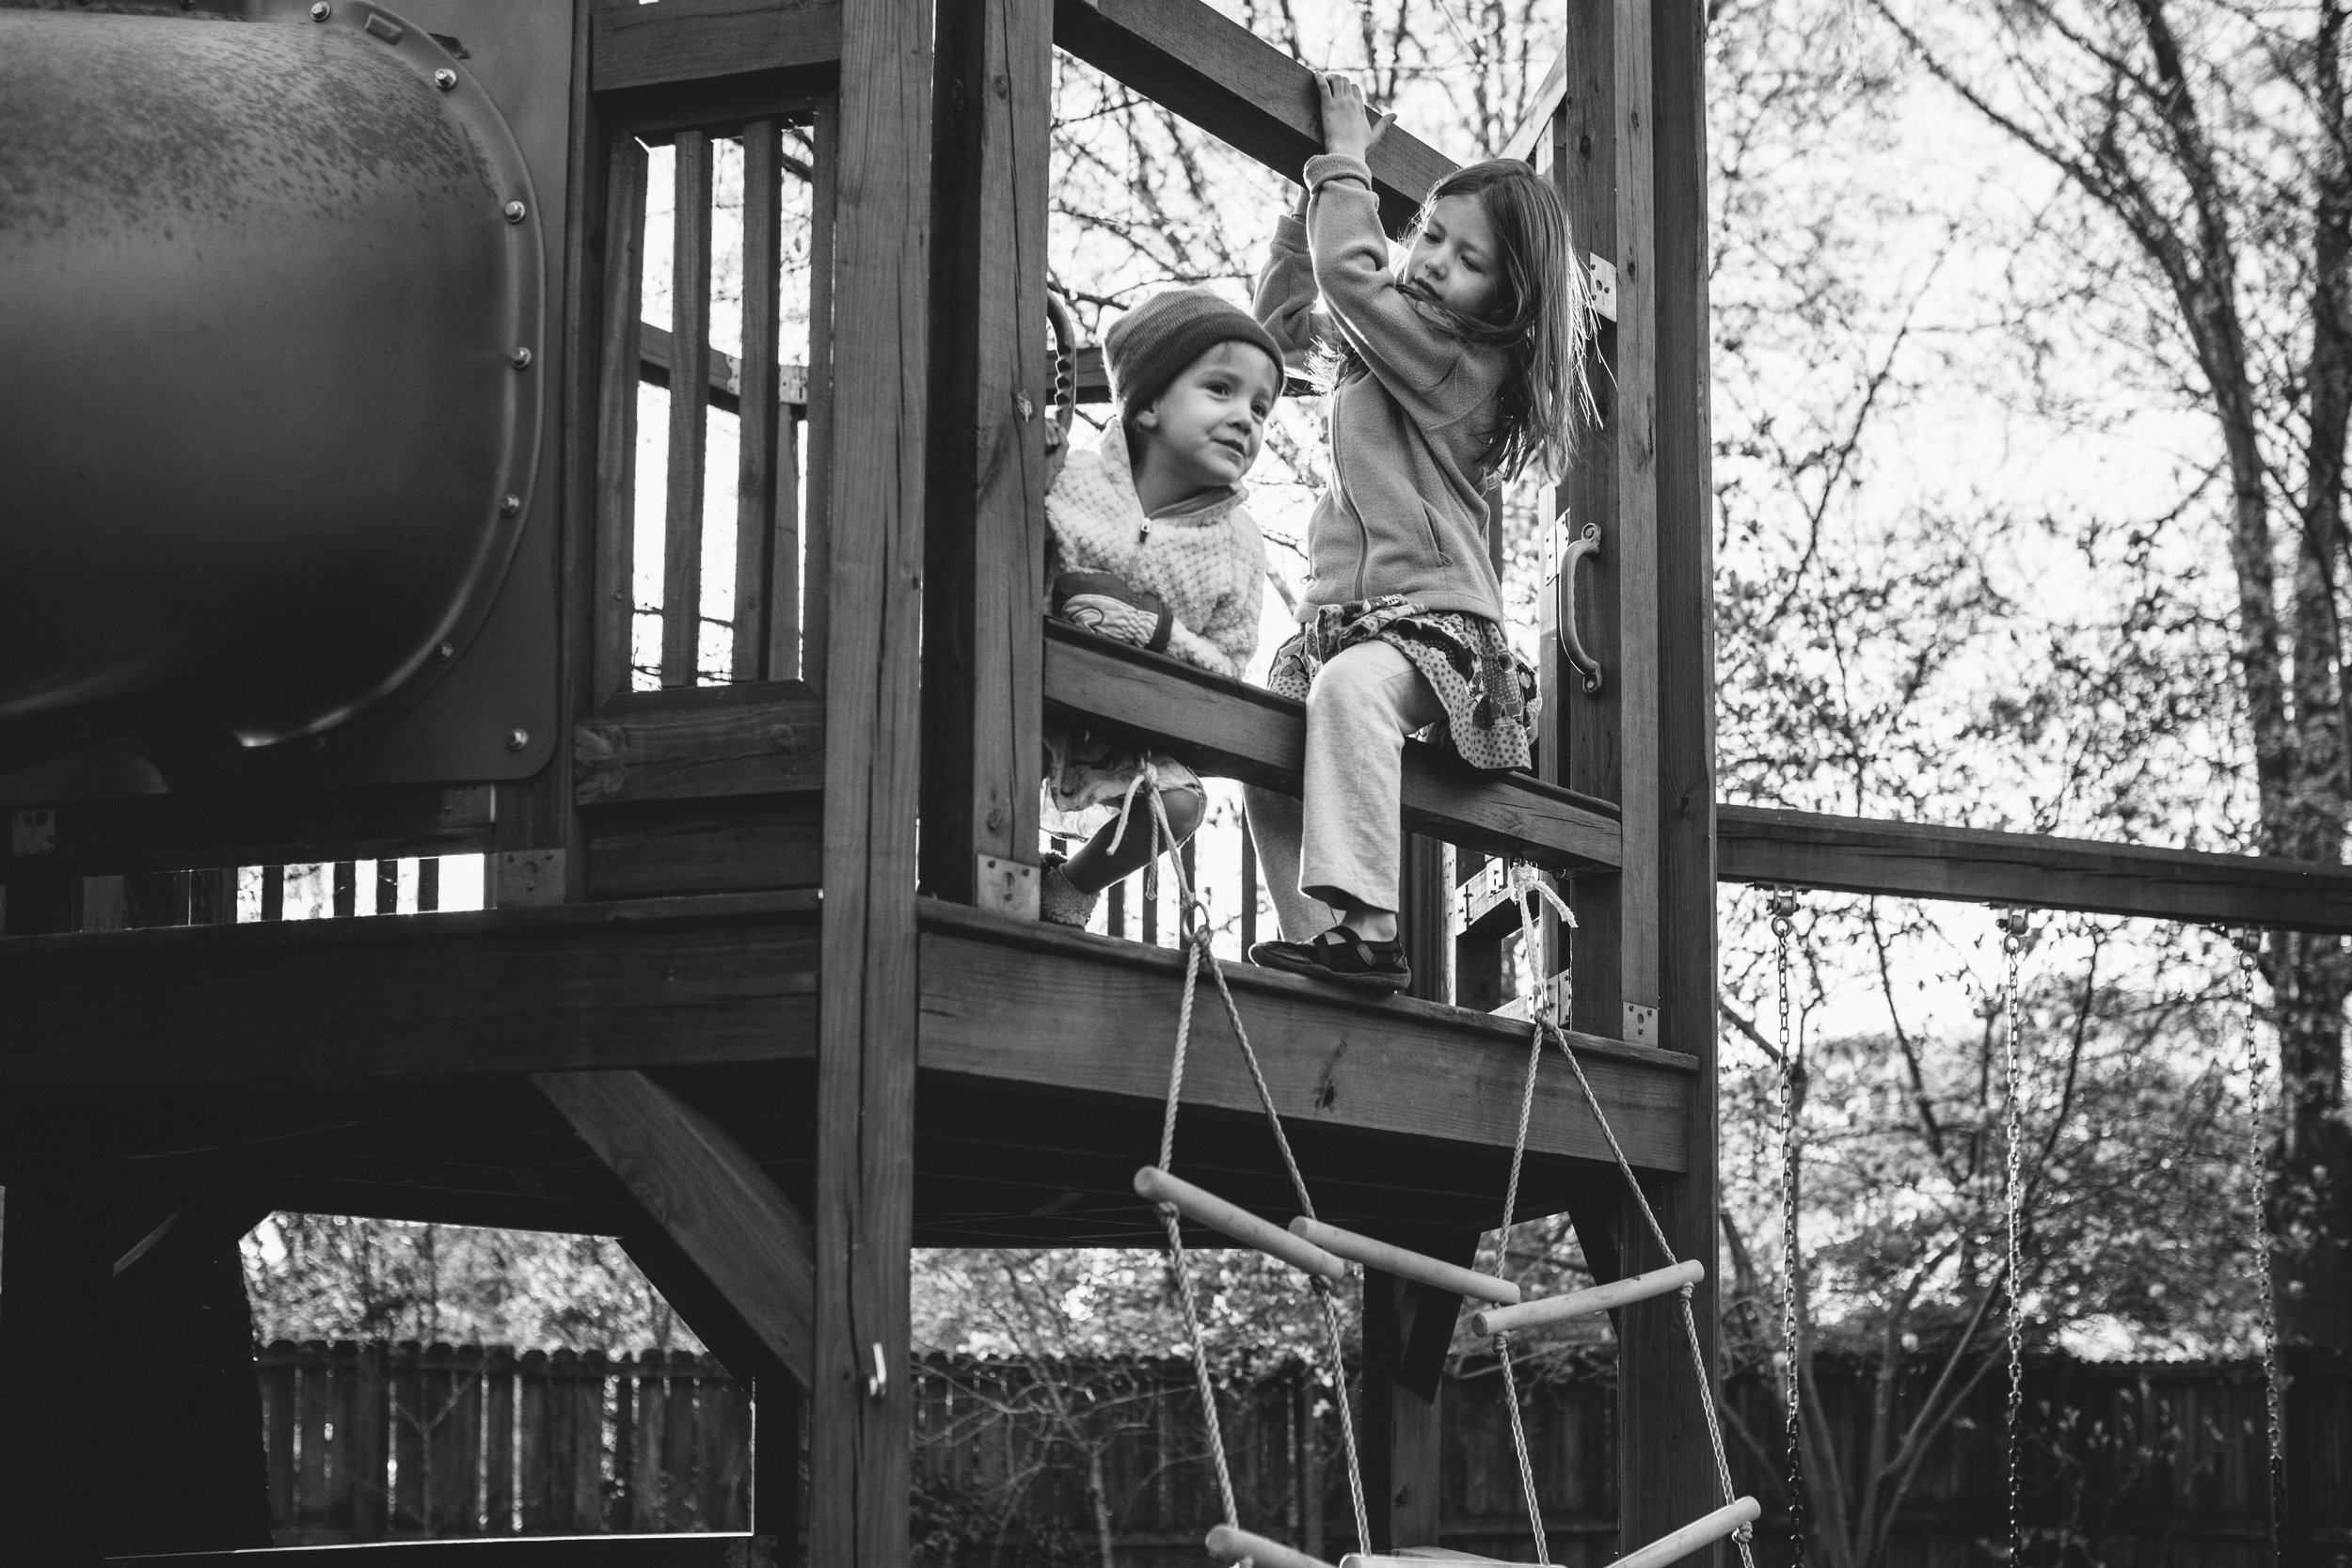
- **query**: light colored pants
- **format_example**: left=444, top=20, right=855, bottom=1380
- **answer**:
left=1245, top=640, right=1444, bottom=941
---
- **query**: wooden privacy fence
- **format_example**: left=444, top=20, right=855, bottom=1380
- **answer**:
left=258, top=1344, right=2349, bottom=1564
left=260, top=1342, right=754, bottom=1544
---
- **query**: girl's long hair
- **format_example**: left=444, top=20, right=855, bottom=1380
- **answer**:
left=1324, top=158, right=1597, bottom=482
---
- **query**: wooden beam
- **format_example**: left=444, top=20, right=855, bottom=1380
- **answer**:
left=1050, top=0, right=1452, bottom=232
left=0, top=1174, right=112, bottom=1565
left=1045, top=626, right=1622, bottom=872
left=592, top=0, right=845, bottom=94
left=811, top=0, right=931, bottom=1550
left=920, top=0, right=1052, bottom=906
left=112, top=1199, right=272, bottom=1290
left=1719, top=804, right=2352, bottom=933
left=3, top=784, right=494, bottom=877
left=639, top=322, right=811, bottom=414
left=1627, top=0, right=1725, bottom=1557
left=0, top=892, right=820, bottom=1089
left=1499, top=53, right=1566, bottom=165
left=536, top=1070, right=815, bottom=1386
left=575, top=682, right=824, bottom=804
left=917, top=899, right=1693, bottom=1173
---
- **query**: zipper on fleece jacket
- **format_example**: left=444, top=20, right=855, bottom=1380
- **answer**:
left=1330, top=391, right=1371, bottom=600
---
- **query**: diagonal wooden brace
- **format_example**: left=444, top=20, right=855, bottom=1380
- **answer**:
left=534, top=1069, right=814, bottom=1387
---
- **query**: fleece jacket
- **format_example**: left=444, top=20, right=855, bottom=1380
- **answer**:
left=1254, top=150, right=1510, bottom=624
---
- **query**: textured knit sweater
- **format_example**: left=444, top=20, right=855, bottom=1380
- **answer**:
left=1253, top=151, right=1511, bottom=623
left=1043, top=428, right=1266, bottom=679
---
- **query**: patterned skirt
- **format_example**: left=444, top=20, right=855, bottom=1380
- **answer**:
left=1266, top=597, right=1537, bottom=772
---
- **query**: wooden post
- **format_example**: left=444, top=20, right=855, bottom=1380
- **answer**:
left=1359, top=1247, right=1471, bottom=1552
left=1553, top=0, right=1661, bottom=1049
left=920, top=0, right=1052, bottom=909
left=810, top=0, right=932, bottom=1554
left=1621, top=0, right=1725, bottom=1557
left=0, top=1173, right=112, bottom=1564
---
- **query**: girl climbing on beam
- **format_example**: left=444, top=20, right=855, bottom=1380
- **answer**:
left=1245, top=71, right=1596, bottom=994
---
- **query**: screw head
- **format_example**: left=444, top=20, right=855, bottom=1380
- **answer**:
left=436, top=641, right=456, bottom=659
left=434, top=68, right=457, bottom=90
left=503, top=199, right=527, bottom=224
left=310, top=2, right=328, bottom=19
left=499, top=494, right=521, bottom=515
left=505, top=728, right=531, bottom=752
left=510, top=345, right=532, bottom=369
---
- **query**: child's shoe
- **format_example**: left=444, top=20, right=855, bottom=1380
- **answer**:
left=1039, top=853, right=1098, bottom=928
left=1248, top=926, right=1410, bottom=995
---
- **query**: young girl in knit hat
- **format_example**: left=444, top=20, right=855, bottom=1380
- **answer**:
left=1038, top=288, right=1286, bottom=927
left=1243, top=72, right=1593, bottom=993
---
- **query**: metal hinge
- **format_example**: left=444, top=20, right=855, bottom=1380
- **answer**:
left=1588, top=254, right=1619, bottom=321
left=977, top=854, right=1040, bottom=920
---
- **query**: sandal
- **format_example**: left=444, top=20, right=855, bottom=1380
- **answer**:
left=1248, top=926, right=1412, bottom=995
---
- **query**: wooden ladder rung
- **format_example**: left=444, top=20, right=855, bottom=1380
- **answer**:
left=1605, top=1497, right=1762, bottom=1568
left=1470, top=1259, right=1705, bottom=1336
left=1134, top=1167, right=1344, bottom=1281
left=1207, top=1524, right=1338, bottom=1568
left=1286, top=1215, right=1520, bottom=1305
left=1340, top=1551, right=1517, bottom=1565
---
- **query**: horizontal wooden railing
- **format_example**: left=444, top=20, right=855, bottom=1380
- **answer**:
left=1042, top=622, right=1621, bottom=873
left=1720, top=804, right=2352, bottom=934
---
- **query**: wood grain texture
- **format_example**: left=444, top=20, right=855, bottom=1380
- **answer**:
left=735, top=120, right=787, bottom=682
left=594, top=137, right=650, bottom=705
left=915, top=901, right=1692, bottom=1173
left=17, top=785, right=494, bottom=876
left=0, top=893, right=820, bottom=1088
left=919, top=0, right=1051, bottom=901
left=1044, top=626, right=1622, bottom=871
left=583, top=796, right=824, bottom=899
left=536, top=1070, right=814, bottom=1386
left=575, top=682, right=824, bottom=803
left=1611, top=0, right=1662, bottom=1021
left=799, top=101, right=837, bottom=695
left=811, top=0, right=930, bottom=1550
left=593, top=0, right=845, bottom=93
left=1051, top=0, right=1452, bottom=232
left=662, top=132, right=716, bottom=688
left=1719, top=804, right=2352, bottom=932
left=1628, top=0, right=1724, bottom=1555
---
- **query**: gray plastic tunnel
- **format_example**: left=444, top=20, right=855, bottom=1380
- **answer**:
left=0, top=2, right=544, bottom=768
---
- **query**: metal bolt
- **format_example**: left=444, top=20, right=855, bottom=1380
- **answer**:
left=436, top=641, right=456, bottom=659
left=510, top=346, right=532, bottom=369
left=434, top=68, right=457, bottom=90
left=503, top=199, right=527, bottom=224
left=499, top=494, right=521, bottom=515
left=505, top=728, right=531, bottom=752
left=310, top=2, right=328, bottom=19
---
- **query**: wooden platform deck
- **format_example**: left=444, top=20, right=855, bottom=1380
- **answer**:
left=0, top=894, right=1687, bottom=1252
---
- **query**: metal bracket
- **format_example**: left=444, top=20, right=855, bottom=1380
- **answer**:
left=489, top=848, right=566, bottom=908
left=1450, top=857, right=1512, bottom=936
left=1622, top=1002, right=1658, bottom=1045
left=1494, top=971, right=1572, bottom=1024
left=10, top=808, right=56, bottom=857
left=1588, top=254, right=1619, bottom=322
left=977, top=854, right=1040, bottom=920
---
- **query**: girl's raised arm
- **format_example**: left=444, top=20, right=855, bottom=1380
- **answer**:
left=1252, top=182, right=1324, bottom=358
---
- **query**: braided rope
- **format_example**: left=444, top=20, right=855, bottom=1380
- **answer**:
left=1143, top=783, right=1367, bottom=1557
left=1496, top=1336, right=1552, bottom=1564
left=1511, top=871, right=1756, bottom=1566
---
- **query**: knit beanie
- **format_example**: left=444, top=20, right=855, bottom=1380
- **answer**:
left=1103, top=287, right=1287, bottom=420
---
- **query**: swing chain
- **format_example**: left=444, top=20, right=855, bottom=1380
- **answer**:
left=2237, top=931, right=2288, bottom=1565
left=1772, top=888, right=1805, bottom=1564
left=1999, top=909, right=2028, bottom=1565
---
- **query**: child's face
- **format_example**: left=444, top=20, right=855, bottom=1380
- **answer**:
left=1135, top=341, right=1281, bottom=492
left=1405, top=193, right=1505, bottom=323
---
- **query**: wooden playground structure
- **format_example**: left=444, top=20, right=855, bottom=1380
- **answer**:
left=4, top=0, right=2348, bottom=1563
